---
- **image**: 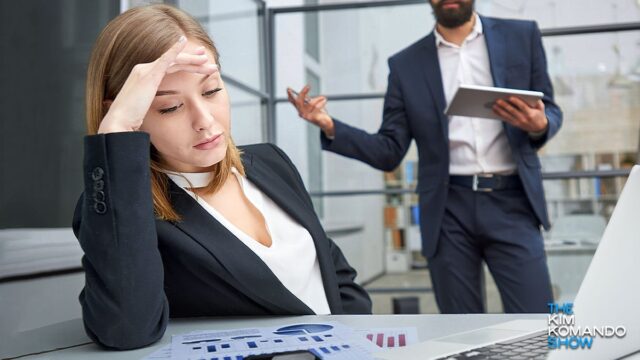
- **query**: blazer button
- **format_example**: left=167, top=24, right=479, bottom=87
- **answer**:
left=94, top=201, right=107, bottom=214
left=91, top=167, right=104, bottom=181
left=93, top=190, right=105, bottom=202
left=93, top=179, right=104, bottom=192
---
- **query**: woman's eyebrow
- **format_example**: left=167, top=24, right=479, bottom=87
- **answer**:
left=199, top=73, right=212, bottom=84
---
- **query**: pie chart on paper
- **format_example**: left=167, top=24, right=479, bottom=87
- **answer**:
left=272, top=324, right=334, bottom=336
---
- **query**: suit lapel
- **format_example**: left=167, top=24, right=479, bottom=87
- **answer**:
left=481, top=16, right=519, bottom=142
left=482, top=16, right=507, bottom=88
left=420, top=33, right=449, bottom=140
left=243, top=154, right=344, bottom=314
left=168, top=161, right=314, bottom=315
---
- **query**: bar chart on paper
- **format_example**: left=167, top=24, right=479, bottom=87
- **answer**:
left=357, top=328, right=419, bottom=349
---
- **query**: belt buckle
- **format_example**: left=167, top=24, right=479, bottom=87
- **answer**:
left=472, top=174, right=493, bottom=192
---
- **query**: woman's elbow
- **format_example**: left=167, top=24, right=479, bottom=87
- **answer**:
left=81, top=300, right=169, bottom=350
left=84, top=317, right=167, bottom=350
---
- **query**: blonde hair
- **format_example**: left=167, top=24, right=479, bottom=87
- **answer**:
left=85, top=4, right=245, bottom=222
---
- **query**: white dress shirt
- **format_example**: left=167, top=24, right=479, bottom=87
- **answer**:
left=165, top=168, right=332, bottom=315
left=436, top=13, right=517, bottom=175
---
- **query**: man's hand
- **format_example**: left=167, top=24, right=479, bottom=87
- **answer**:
left=492, top=96, right=548, bottom=134
left=287, top=85, right=335, bottom=138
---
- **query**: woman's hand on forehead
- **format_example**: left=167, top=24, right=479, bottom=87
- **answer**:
left=98, top=36, right=218, bottom=134
left=167, top=45, right=218, bottom=75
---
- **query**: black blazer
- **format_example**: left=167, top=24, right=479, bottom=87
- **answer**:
left=73, top=132, right=371, bottom=350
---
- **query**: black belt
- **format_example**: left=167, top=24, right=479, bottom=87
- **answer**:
left=449, top=174, right=522, bottom=192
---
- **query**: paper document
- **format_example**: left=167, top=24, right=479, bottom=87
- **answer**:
left=141, top=322, right=419, bottom=360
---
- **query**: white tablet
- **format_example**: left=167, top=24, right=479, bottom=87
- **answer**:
left=444, top=84, right=544, bottom=120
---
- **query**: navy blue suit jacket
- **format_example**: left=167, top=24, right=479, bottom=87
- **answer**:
left=321, top=16, right=562, bottom=258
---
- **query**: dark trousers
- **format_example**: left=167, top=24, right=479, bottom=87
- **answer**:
left=427, top=184, right=553, bottom=313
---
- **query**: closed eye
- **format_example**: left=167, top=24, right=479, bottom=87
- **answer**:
left=203, top=88, right=223, bottom=97
left=159, top=103, right=183, bottom=114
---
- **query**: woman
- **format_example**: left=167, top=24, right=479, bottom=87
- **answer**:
left=74, top=4, right=371, bottom=350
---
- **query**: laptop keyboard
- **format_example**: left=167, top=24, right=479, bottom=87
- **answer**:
left=435, top=330, right=549, bottom=360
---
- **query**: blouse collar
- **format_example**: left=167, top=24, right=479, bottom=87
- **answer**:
left=164, top=167, right=242, bottom=189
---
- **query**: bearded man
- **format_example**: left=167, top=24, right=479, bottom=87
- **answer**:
left=288, top=0, right=562, bottom=314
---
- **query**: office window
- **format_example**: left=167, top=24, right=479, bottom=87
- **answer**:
left=305, top=0, right=320, bottom=62
left=305, top=69, right=324, bottom=217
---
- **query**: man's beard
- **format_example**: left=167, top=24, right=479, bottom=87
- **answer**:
left=431, top=0, right=475, bottom=29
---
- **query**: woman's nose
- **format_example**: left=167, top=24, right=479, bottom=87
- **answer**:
left=192, top=101, right=214, bottom=132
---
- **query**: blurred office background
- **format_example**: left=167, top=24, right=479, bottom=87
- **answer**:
left=1, top=0, right=640, bottom=326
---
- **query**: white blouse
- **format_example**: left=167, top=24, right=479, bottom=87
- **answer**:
left=165, top=168, right=331, bottom=315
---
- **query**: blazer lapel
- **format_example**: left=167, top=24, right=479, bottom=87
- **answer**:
left=481, top=16, right=520, bottom=142
left=482, top=16, right=507, bottom=88
left=168, top=172, right=314, bottom=315
left=420, top=32, right=449, bottom=140
left=243, top=153, right=344, bottom=314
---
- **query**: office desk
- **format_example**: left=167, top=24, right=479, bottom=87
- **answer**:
left=10, top=314, right=547, bottom=359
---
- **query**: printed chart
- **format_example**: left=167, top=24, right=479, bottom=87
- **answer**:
left=142, top=323, right=418, bottom=360
left=356, top=328, right=418, bottom=349
left=168, top=322, right=375, bottom=360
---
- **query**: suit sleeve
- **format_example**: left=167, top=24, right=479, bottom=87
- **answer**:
left=72, top=131, right=169, bottom=350
left=529, top=21, right=563, bottom=149
left=320, top=61, right=413, bottom=172
left=267, top=144, right=372, bottom=314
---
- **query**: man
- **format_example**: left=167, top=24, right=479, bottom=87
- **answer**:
left=287, top=0, right=562, bottom=314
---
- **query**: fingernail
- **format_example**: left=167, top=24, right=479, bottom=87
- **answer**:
left=178, top=35, right=186, bottom=43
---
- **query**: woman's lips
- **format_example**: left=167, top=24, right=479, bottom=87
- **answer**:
left=194, top=134, right=223, bottom=150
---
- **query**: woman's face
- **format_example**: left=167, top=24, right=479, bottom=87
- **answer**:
left=140, top=40, right=229, bottom=173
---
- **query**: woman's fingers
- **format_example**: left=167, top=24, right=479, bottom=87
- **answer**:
left=193, top=46, right=206, bottom=55
left=173, top=53, right=209, bottom=66
left=166, top=63, right=218, bottom=75
left=155, top=35, right=188, bottom=72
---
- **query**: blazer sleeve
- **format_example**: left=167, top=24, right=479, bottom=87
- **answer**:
left=72, top=131, right=169, bottom=350
left=529, top=21, right=563, bottom=149
left=267, top=144, right=372, bottom=314
left=320, top=62, right=413, bottom=172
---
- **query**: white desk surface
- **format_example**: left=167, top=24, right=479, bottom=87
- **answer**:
left=7, top=314, right=548, bottom=359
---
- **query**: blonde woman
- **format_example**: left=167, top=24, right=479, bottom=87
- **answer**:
left=74, top=4, right=371, bottom=350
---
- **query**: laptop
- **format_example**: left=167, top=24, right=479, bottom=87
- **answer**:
left=376, top=166, right=640, bottom=360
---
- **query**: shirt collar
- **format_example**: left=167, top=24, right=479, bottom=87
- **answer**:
left=434, top=13, right=483, bottom=48
left=164, top=167, right=242, bottom=189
